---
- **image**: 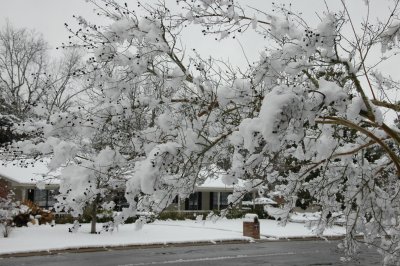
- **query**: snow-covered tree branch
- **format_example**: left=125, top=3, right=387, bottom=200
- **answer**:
left=6, top=0, right=400, bottom=263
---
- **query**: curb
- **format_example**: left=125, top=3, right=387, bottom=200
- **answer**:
left=260, top=235, right=347, bottom=241
left=0, top=236, right=349, bottom=258
left=0, top=239, right=249, bottom=258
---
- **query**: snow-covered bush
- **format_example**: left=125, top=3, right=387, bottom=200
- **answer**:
left=0, top=191, right=18, bottom=237
left=12, top=200, right=54, bottom=227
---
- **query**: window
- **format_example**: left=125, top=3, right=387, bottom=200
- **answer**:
left=220, top=192, right=231, bottom=209
left=172, top=195, right=179, bottom=204
left=185, top=192, right=202, bottom=210
left=47, top=189, right=58, bottom=207
left=211, top=192, right=218, bottom=210
left=210, top=192, right=232, bottom=210
left=34, top=189, right=48, bottom=207
left=113, top=191, right=128, bottom=211
left=28, top=188, right=59, bottom=209
left=242, top=193, right=253, bottom=201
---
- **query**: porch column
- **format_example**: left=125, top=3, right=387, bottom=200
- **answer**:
left=252, top=191, right=256, bottom=209
left=21, top=188, right=27, bottom=201
left=178, top=196, right=181, bottom=212
left=217, top=192, right=221, bottom=211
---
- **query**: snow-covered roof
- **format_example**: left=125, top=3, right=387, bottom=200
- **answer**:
left=0, top=159, right=60, bottom=187
left=0, top=160, right=257, bottom=192
left=195, top=166, right=262, bottom=192
left=197, top=176, right=245, bottom=191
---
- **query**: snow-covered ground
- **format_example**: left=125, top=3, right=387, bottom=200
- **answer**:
left=0, top=219, right=345, bottom=255
left=289, top=212, right=346, bottom=225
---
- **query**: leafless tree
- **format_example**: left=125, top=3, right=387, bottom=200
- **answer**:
left=0, top=22, right=84, bottom=121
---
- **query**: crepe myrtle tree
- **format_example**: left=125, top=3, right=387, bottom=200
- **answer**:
left=48, top=69, right=174, bottom=233
left=8, top=0, right=400, bottom=262
left=10, top=0, right=249, bottom=230
left=54, top=147, right=126, bottom=234
left=181, top=0, right=400, bottom=263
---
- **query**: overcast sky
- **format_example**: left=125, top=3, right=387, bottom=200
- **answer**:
left=0, top=0, right=398, bottom=77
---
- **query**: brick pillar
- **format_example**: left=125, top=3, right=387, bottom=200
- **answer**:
left=243, top=221, right=260, bottom=239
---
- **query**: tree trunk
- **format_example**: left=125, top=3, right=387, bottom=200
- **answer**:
left=90, top=196, right=98, bottom=234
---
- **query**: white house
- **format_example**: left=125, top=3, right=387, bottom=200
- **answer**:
left=0, top=161, right=275, bottom=212
left=166, top=176, right=248, bottom=213
left=0, top=159, right=60, bottom=208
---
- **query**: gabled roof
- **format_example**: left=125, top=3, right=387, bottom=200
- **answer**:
left=0, top=161, right=260, bottom=193
left=196, top=166, right=247, bottom=192
left=196, top=176, right=245, bottom=192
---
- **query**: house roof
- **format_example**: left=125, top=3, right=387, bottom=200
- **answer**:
left=0, top=159, right=60, bottom=187
left=197, top=176, right=245, bottom=191
left=196, top=167, right=247, bottom=192
left=0, top=161, right=259, bottom=193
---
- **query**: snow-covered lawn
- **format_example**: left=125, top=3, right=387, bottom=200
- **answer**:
left=289, top=212, right=346, bottom=225
left=0, top=219, right=346, bottom=255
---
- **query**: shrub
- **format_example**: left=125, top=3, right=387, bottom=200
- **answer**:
left=13, top=200, right=54, bottom=226
left=13, top=213, right=30, bottom=227
left=157, top=211, right=212, bottom=220
left=54, top=210, right=137, bottom=224
left=0, top=222, right=12, bottom=237
left=157, top=210, right=248, bottom=221
left=0, top=191, right=18, bottom=237
left=54, top=213, right=75, bottom=224
left=158, top=211, right=187, bottom=220
left=225, top=208, right=247, bottom=219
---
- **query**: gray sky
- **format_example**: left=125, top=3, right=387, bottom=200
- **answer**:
left=0, top=0, right=398, bottom=76
left=0, top=0, right=98, bottom=50
left=1, top=0, right=399, bottom=124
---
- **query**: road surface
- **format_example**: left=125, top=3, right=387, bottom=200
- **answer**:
left=0, top=240, right=382, bottom=266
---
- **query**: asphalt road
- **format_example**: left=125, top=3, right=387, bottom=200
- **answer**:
left=0, top=240, right=382, bottom=266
